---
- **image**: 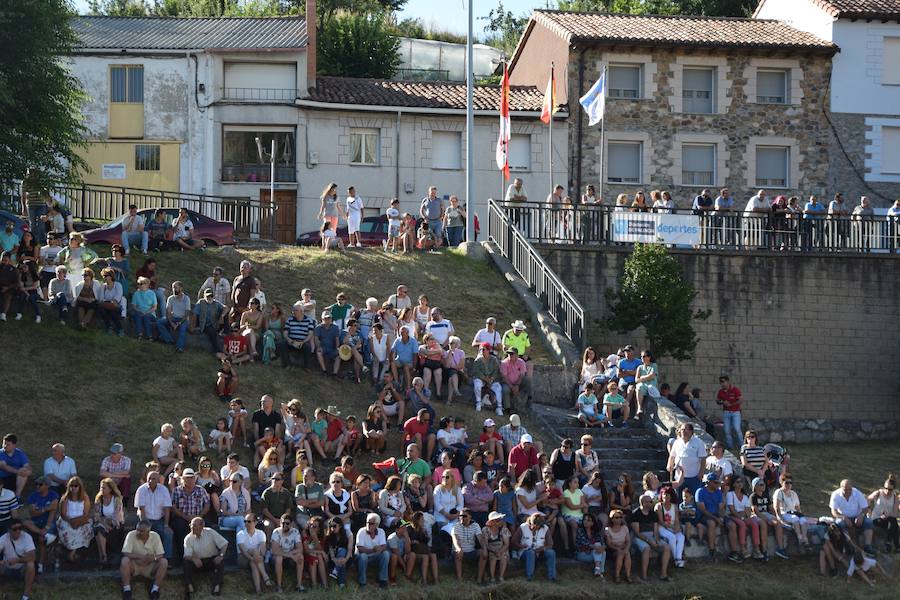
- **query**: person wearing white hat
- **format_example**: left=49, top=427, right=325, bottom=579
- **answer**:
left=479, top=511, right=510, bottom=583
left=502, top=320, right=533, bottom=379
left=170, top=468, right=210, bottom=565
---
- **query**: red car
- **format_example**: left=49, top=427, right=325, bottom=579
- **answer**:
left=82, top=208, right=234, bottom=247
left=297, top=215, right=394, bottom=247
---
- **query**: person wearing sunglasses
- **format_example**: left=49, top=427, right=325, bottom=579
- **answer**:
left=867, top=474, right=899, bottom=553
left=56, top=476, right=93, bottom=564
left=271, top=512, right=304, bottom=593
left=237, top=513, right=273, bottom=594
left=604, top=509, right=632, bottom=583
left=325, top=516, right=353, bottom=588
left=0, top=518, right=36, bottom=599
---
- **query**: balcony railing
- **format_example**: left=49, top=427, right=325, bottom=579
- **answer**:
left=221, top=165, right=296, bottom=183
left=221, top=87, right=298, bottom=102
left=495, top=202, right=900, bottom=254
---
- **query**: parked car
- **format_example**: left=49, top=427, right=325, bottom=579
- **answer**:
left=82, top=208, right=234, bottom=247
left=297, top=215, right=393, bottom=247
left=0, top=209, right=29, bottom=238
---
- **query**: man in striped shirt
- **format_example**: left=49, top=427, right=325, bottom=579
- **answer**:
left=281, top=303, right=315, bottom=368
left=0, top=477, right=21, bottom=535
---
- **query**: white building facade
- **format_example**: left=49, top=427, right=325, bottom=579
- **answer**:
left=755, top=0, right=900, bottom=204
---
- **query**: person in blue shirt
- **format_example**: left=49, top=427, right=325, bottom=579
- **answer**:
left=695, top=473, right=726, bottom=560
left=615, top=346, right=641, bottom=411
left=714, top=188, right=736, bottom=246
left=314, top=311, right=345, bottom=374
left=23, top=476, right=59, bottom=570
left=802, top=194, right=827, bottom=250
left=0, top=434, right=32, bottom=497
left=390, top=325, right=418, bottom=388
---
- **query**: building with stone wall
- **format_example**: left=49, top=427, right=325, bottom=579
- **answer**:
left=755, top=0, right=900, bottom=207
left=508, top=11, right=837, bottom=206
left=538, top=244, right=900, bottom=439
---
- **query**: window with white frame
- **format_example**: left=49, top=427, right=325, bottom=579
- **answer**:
left=350, top=128, right=380, bottom=165
left=608, top=65, right=641, bottom=99
left=755, top=146, right=789, bottom=187
left=757, top=69, right=788, bottom=104
left=683, top=67, right=714, bottom=114
left=134, top=144, right=160, bottom=171
left=110, top=65, right=144, bottom=103
left=882, top=127, right=900, bottom=174
left=884, top=37, right=900, bottom=85
left=508, top=134, right=531, bottom=171
left=431, top=131, right=461, bottom=169
left=607, top=141, right=641, bottom=183
left=682, top=143, right=715, bottom=186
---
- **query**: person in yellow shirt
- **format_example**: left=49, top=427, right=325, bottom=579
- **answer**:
left=502, top=320, right=532, bottom=378
left=120, top=520, right=168, bottom=600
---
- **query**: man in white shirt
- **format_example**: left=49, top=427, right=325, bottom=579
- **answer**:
left=197, top=267, right=231, bottom=307
left=0, top=519, right=36, bottom=599
left=386, top=285, right=412, bottom=311
left=505, top=178, right=530, bottom=234
left=471, top=317, right=502, bottom=353
left=354, top=513, right=389, bottom=588
left=183, top=517, right=228, bottom=597
left=425, top=307, right=454, bottom=347
left=120, top=204, right=148, bottom=255
left=827, top=192, right=849, bottom=249
left=743, top=189, right=770, bottom=248
left=42, top=443, right=77, bottom=493
left=667, top=424, right=707, bottom=494
left=505, top=178, right=527, bottom=203
left=219, top=453, right=251, bottom=489
left=829, top=479, right=875, bottom=554
left=134, top=472, right=173, bottom=559
left=346, top=186, right=364, bottom=248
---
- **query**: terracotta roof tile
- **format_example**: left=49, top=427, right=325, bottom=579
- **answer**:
left=809, top=0, right=900, bottom=18
left=306, top=76, right=547, bottom=112
left=532, top=10, right=836, bottom=52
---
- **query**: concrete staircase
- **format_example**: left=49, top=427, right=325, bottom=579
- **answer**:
left=531, top=404, right=669, bottom=485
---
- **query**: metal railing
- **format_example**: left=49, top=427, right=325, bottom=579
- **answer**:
left=221, top=87, right=298, bottom=102
left=51, top=184, right=277, bottom=241
left=488, top=198, right=586, bottom=349
left=496, top=202, right=900, bottom=254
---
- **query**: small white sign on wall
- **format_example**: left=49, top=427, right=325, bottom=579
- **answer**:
left=102, top=164, right=126, bottom=180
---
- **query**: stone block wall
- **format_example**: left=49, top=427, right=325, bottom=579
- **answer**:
left=568, top=48, right=833, bottom=204
left=539, top=244, right=900, bottom=426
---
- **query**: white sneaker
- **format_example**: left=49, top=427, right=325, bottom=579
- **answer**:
left=475, top=401, right=482, bottom=411
left=35, top=315, right=41, bottom=324
left=495, top=407, right=504, bottom=417
left=14, top=313, right=22, bottom=321
left=0, top=313, right=6, bottom=321
left=382, top=239, right=388, bottom=251
left=355, top=242, right=363, bottom=248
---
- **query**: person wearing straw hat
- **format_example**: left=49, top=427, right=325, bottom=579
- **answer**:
left=333, top=319, right=367, bottom=382
left=322, top=407, right=348, bottom=459
left=479, top=511, right=510, bottom=583
left=502, top=320, right=533, bottom=379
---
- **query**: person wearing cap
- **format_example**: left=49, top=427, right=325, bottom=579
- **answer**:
left=498, top=413, right=538, bottom=453
left=628, top=492, right=672, bottom=581
left=479, top=511, right=510, bottom=583
left=120, top=519, right=167, bottom=600
left=183, top=516, right=228, bottom=597
left=507, top=434, right=538, bottom=481
left=260, top=472, right=293, bottom=538
left=0, top=518, right=37, bottom=599
left=355, top=513, right=389, bottom=588
left=170, top=468, right=210, bottom=563
left=192, top=287, right=228, bottom=354
left=281, top=302, right=316, bottom=369
left=471, top=317, right=503, bottom=352
left=500, top=347, right=531, bottom=412
left=314, top=311, right=345, bottom=375
left=198, top=266, right=231, bottom=307
left=22, top=476, right=58, bottom=573
left=695, top=473, right=726, bottom=559
left=502, top=320, right=533, bottom=379
left=229, top=260, right=258, bottom=326
left=42, top=444, right=77, bottom=494
left=478, top=419, right=505, bottom=466
left=473, top=342, right=503, bottom=416
left=515, top=512, right=556, bottom=582
left=667, top=423, right=707, bottom=495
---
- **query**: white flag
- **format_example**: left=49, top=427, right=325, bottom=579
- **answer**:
left=579, top=69, right=606, bottom=126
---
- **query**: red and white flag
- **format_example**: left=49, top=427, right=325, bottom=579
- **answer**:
left=495, top=62, right=510, bottom=180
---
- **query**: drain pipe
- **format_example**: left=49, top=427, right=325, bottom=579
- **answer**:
left=576, top=48, right=586, bottom=198
left=395, top=109, right=402, bottom=199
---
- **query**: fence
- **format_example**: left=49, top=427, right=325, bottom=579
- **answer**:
left=496, top=202, right=900, bottom=253
left=51, top=184, right=276, bottom=240
left=487, top=199, right=586, bottom=349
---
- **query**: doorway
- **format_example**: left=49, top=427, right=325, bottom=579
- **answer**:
left=260, top=189, right=297, bottom=244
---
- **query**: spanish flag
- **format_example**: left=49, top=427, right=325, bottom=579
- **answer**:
left=540, top=63, right=558, bottom=124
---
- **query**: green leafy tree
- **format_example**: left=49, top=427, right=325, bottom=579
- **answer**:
left=555, top=0, right=757, bottom=15
left=603, top=243, right=710, bottom=361
left=88, top=0, right=152, bottom=15
left=482, top=1, right=528, bottom=55
left=318, top=11, right=400, bottom=78
left=394, top=17, right=467, bottom=44
left=0, top=0, right=88, bottom=184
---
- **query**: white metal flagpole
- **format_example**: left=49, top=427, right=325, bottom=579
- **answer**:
left=548, top=62, right=554, bottom=195
left=465, top=0, right=474, bottom=241
left=598, top=65, right=606, bottom=199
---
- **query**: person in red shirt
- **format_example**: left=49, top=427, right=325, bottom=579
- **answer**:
left=507, top=434, right=538, bottom=481
left=478, top=418, right=505, bottom=465
left=403, top=409, right=435, bottom=461
left=716, top=376, right=742, bottom=450
left=216, top=331, right=251, bottom=364
left=321, top=407, right=348, bottom=459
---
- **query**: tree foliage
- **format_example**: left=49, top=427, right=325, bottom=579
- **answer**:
left=481, top=1, right=528, bottom=55
left=603, top=243, right=710, bottom=361
left=0, top=0, right=88, bottom=185
left=317, top=12, right=400, bottom=78
left=555, top=0, right=758, bottom=16
left=393, top=17, right=467, bottom=44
